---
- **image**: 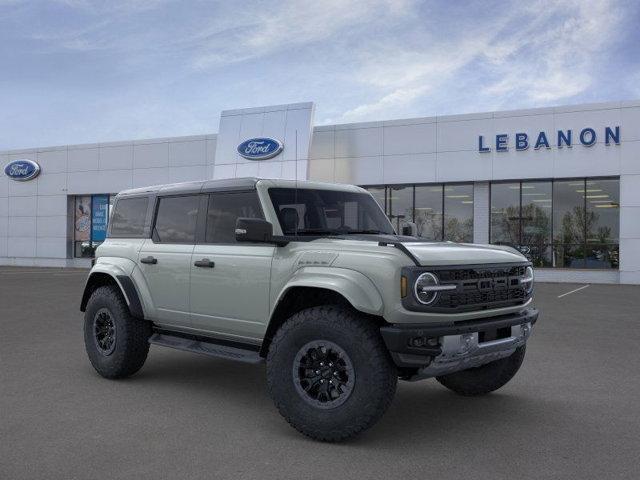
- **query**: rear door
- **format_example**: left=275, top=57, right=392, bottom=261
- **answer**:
left=189, top=191, right=274, bottom=341
left=137, top=194, right=201, bottom=327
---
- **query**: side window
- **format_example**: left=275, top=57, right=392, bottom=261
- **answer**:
left=205, top=192, right=263, bottom=243
left=153, top=195, right=200, bottom=243
left=109, top=197, right=149, bottom=237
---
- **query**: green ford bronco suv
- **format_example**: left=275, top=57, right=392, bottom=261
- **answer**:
left=81, top=177, right=537, bottom=441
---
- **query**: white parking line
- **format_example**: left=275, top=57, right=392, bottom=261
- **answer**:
left=557, top=284, right=590, bottom=298
left=0, top=270, right=87, bottom=275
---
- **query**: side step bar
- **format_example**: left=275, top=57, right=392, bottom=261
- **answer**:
left=149, top=332, right=264, bottom=364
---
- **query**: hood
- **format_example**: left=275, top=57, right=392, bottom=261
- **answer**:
left=402, top=242, right=526, bottom=266
left=332, top=234, right=527, bottom=266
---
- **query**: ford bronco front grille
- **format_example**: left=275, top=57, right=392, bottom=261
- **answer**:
left=402, top=263, right=531, bottom=313
left=436, top=265, right=527, bottom=282
left=433, top=265, right=528, bottom=312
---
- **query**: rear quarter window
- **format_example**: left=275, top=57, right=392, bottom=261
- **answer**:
left=109, top=197, right=149, bottom=237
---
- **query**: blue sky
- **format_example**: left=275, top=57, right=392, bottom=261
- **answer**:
left=1, top=0, right=639, bottom=150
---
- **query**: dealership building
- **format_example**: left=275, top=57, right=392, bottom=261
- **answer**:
left=1, top=100, right=639, bottom=284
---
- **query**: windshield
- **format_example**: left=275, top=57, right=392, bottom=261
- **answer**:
left=268, top=188, right=395, bottom=236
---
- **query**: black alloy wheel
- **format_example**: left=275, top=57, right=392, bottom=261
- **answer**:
left=293, top=340, right=355, bottom=409
left=93, top=307, right=116, bottom=356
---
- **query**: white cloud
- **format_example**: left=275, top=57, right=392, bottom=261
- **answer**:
left=482, top=0, right=621, bottom=105
left=339, top=85, right=429, bottom=121
left=0, top=0, right=634, bottom=149
left=191, top=0, right=413, bottom=69
left=334, top=0, right=625, bottom=122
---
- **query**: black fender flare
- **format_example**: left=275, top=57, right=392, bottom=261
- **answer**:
left=80, top=272, right=145, bottom=319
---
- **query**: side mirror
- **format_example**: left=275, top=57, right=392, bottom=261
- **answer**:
left=235, top=218, right=274, bottom=243
left=401, top=222, right=417, bottom=237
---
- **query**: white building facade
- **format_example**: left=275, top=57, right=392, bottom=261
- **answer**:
left=1, top=100, right=639, bottom=284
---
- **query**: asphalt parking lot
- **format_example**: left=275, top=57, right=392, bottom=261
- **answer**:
left=1, top=268, right=639, bottom=480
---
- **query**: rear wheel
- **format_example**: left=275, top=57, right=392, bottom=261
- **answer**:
left=266, top=306, right=397, bottom=442
left=84, top=285, right=151, bottom=379
left=436, top=345, right=526, bottom=396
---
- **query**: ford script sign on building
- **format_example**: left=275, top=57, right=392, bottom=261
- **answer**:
left=237, top=137, right=283, bottom=160
left=4, top=159, right=41, bottom=181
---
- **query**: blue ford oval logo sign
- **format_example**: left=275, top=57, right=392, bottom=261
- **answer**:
left=237, top=137, right=283, bottom=160
left=4, top=159, right=41, bottom=181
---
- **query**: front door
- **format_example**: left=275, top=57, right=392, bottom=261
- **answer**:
left=189, top=191, right=274, bottom=341
left=137, top=194, right=201, bottom=328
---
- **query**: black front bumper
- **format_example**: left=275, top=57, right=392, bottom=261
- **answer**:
left=380, top=308, right=539, bottom=366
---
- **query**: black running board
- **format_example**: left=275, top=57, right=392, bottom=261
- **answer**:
left=149, top=332, right=264, bottom=364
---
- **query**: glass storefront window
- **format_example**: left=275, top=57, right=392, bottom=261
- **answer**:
left=444, top=184, right=473, bottom=243
left=366, top=187, right=386, bottom=213
left=74, top=196, right=92, bottom=258
left=388, top=185, right=413, bottom=233
left=74, top=194, right=115, bottom=258
left=414, top=185, right=442, bottom=240
left=490, top=182, right=520, bottom=246
left=585, top=179, right=619, bottom=242
left=585, top=178, right=619, bottom=269
left=553, top=180, right=587, bottom=268
left=521, top=181, right=552, bottom=267
left=490, top=178, right=619, bottom=269
left=365, top=178, right=619, bottom=269
left=553, top=180, right=586, bottom=245
left=364, top=183, right=474, bottom=240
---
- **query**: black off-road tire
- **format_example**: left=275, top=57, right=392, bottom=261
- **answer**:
left=436, top=345, right=526, bottom=396
left=266, top=305, right=397, bottom=442
left=84, top=285, right=151, bottom=379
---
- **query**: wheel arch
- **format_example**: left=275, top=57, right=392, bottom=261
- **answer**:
left=80, top=269, right=144, bottom=319
left=260, top=269, right=387, bottom=357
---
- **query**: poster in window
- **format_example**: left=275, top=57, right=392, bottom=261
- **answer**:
left=75, top=196, right=91, bottom=242
left=91, top=195, right=109, bottom=242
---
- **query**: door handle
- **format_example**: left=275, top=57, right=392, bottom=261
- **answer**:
left=140, top=256, right=158, bottom=265
left=194, top=258, right=215, bottom=268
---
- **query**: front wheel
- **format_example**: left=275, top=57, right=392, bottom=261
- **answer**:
left=84, top=285, right=151, bottom=379
left=266, top=306, right=397, bottom=442
left=436, top=345, right=526, bottom=396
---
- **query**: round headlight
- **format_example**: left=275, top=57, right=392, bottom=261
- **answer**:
left=414, top=272, right=440, bottom=305
left=523, top=266, right=534, bottom=295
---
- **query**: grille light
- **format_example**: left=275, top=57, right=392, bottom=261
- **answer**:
left=522, top=266, right=534, bottom=295
left=414, top=272, right=456, bottom=305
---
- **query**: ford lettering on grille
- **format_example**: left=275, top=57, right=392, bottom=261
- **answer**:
left=433, top=265, right=528, bottom=311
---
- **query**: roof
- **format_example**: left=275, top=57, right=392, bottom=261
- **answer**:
left=117, top=177, right=365, bottom=197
